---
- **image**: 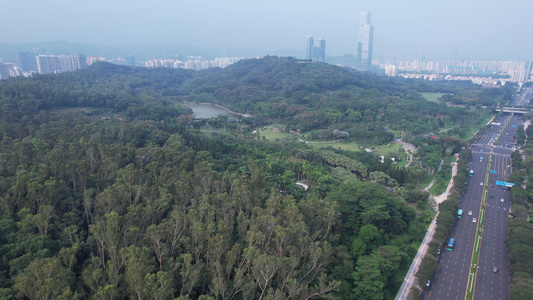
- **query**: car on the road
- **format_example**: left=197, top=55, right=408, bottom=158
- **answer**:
left=468, top=211, right=473, bottom=216
left=501, top=198, right=504, bottom=203
left=492, top=266, right=498, bottom=273
left=426, top=280, right=430, bottom=287
left=480, top=182, right=484, bottom=186
left=473, top=218, right=477, bottom=223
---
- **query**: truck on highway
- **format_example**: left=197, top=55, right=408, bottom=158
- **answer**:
left=457, top=209, right=463, bottom=218
left=447, top=238, right=455, bottom=251
left=480, top=156, right=483, bottom=162
left=470, top=170, right=474, bottom=176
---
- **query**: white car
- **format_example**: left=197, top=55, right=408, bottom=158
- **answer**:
left=501, top=198, right=504, bottom=203
left=480, top=182, right=483, bottom=186
left=473, top=218, right=477, bottom=223
left=468, top=211, right=473, bottom=216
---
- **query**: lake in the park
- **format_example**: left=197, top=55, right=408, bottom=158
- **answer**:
left=184, top=103, right=232, bottom=119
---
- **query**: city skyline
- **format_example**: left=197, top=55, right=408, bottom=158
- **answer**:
left=305, top=36, right=326, bottom=63
left=0, top=1, right=532, bottom=62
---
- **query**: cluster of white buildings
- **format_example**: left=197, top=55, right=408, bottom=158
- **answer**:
left=0, top=62, right=18, bottom=79
left=144, top=56, right=242, bottom=70
left=0, top=52, right=243, bottom=80
left=0, top=53, right=87, bottom=79
left=36, top=54, right=88, bottom=74
left=382, top=59, right=532, bottom=85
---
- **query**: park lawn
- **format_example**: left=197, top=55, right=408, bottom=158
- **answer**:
left=370, top=142, right=409, bottom=168
left=372, top=142, right=404, bottom=156
left=420, top=92, right=451, bottom=103
left=309, top=141, right=361, bottom=151
left=259, top=128, right=294, bottom=141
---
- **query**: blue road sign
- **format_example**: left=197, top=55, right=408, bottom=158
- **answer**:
left=490, top=170, right=496, bottom=174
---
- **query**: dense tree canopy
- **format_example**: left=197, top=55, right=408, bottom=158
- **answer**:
left=0, top=56, right=500, bottom=299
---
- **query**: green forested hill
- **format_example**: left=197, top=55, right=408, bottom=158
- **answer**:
left=0, top=57, right=508, bottom=299
left=185, top=56, right=503, bottom=139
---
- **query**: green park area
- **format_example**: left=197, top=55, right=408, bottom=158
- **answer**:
left=258, top=127, right=293, bottom=141
left=420, top=92, right=451, bottom=103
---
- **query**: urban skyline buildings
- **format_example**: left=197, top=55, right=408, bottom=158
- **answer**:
left=36, top=54, right=87, bottom=74
left=357, top=11, right=374, bottom=71
left=305, top=36, right=326, bottom=63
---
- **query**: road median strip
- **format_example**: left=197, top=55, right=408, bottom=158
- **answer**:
left=465, top=153, right=492, bottom=300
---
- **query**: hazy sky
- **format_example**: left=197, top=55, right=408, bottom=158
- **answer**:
left=1, top=0, right=532, bottom=61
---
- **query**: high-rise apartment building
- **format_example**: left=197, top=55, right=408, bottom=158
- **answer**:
left=126, top=56, right=136, bottom=67
left=37, top=54, right=87, bottom=74
left=59, top=55, right=75, bottom=72
left=0, top=63, right=10, bottom=79
left=306, top=36, right=326, bottom=62
left=357, top=11, right=374, bottom=70
left=36, top=55, right=60, bottom=74
left=17, top=52, right=38, bottom=71
left=72, top=55, right=88, bottom=70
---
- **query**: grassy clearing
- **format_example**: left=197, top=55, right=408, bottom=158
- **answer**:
left=259, top=128, right=295, bottom=141
left=420, top=92, right=451, bottom=103
left=371, top=142, right=409, bottom=168
left=372, top=142, right=404, bottom=156
left=309, top=141, right=361, bottom=152
left=468, top=113, right=496, bottom=137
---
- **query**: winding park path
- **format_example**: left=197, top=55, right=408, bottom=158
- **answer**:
left=395, top=157, right=459, bottom=300
left=394, top=139, right=417, bottom=167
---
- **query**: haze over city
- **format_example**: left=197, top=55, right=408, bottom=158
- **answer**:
left=1, top=0, right=533, bottom=61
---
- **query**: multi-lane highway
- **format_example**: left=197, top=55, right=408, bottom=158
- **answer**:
left=421, top=112, right=520, bottom=299
left=473, top=113, right=522, bottom=300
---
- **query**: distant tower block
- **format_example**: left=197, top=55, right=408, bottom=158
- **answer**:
left=357, top=11, right=374, bottom=70
left=306, top=36, right=326, bottom=62
left=306, top=36, right=314, bottom=60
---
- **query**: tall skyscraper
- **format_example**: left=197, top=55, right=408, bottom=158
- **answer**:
left=306, top=36, right=314, bottom=60
left=318, top=39, right=326, bottom=62
left=357, top=11, right=374, bottom=70
left=306, top=36, right=326, bottom=62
